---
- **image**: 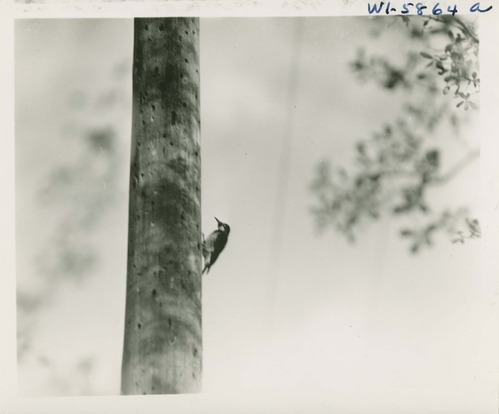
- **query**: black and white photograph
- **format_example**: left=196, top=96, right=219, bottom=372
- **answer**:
left=2, top=3, right=498, bottom=413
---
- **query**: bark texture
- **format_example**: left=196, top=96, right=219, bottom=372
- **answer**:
left=121, top=17, right=201, bottom=395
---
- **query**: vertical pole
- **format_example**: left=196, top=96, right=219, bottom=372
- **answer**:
left=121, top=17, right=201, bottom=395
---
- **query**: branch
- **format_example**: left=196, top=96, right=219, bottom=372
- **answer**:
left=452, top=17, right=479, bottom=44
left=429, top=16, right=479, bottom=44
left=432, top=148, right=480, bottom=184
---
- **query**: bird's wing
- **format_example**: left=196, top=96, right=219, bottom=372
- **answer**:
left=208, top=232, right=228, bottom=267
left=203, top=230, right=219, bottom=260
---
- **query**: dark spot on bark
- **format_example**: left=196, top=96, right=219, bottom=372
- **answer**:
left=170, top=141, right=173, bottom=146
left=184, top=58, right=188, bottom=63
left=142, top=120, right=146, bottom=126
left=172, top=111, right=177, bottom=125
left=137, top=323, right=142, bottom=329
left=144, top=24, right=149, bottom=30
left=152, top=289, right=157, bottom=297
left=159, top=23, right=164, bottom=31
left=194, top=150, right=198, bottom=157
left=163, top=132, right=167, bottom=138
left=168, top=318, right=172, bottom=328
left=154, top=66, right=159, bottom=75
left=185, top=30, right=188, bottom=35
left=193, top=347, right=198, bottom=357
left=151, top=104, right=155, bottom=112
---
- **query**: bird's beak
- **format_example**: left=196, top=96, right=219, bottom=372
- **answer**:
left=215, top=217, right=221, bottom=224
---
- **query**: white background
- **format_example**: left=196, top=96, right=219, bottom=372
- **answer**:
left=2, top=2, right=499, bottom=413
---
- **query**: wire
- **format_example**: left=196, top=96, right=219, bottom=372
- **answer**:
left=265, top=18, right=304, bottom=330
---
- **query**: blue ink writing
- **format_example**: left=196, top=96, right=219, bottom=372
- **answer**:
left=447, top=4, right=458, bottom=15
left=432, top=3, right=443, bottom=14
left=416, top=2, right=428, bottom=14
left=368, top=1, right=492, bottom=15
left=367, top=1, right=397, bottom=14
left=367, top=2, right=385, bottom=13
left=386, top=1, right=397, bottom=13
left=470, top=2, right=493, bottom=12
left=401, top=3, right=414, bottom=13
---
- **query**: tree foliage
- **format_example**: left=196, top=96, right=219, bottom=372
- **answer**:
left=310, top=15, right=480, bottom=253
left=17, top=63, right=127, bottom=379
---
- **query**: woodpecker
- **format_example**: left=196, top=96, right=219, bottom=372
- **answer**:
left=202, top=217, right=230, bottom=275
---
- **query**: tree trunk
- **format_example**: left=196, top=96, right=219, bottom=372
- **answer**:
left=121, top=17, right=201, bottom=395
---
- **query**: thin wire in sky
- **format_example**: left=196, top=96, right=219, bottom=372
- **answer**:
left=265, top=18, right=304, bottom=330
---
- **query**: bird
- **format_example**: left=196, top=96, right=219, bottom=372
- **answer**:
left=202, top=217, right=230, bottom=275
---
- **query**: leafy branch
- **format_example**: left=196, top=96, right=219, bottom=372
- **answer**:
left=310, top=16, right=480, bottom=252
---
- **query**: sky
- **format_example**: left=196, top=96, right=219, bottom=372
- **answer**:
left=12, top=16, right=497, bottom=413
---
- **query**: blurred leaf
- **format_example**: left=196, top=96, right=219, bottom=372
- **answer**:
left=311, top=15, right=479, bottom=253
